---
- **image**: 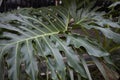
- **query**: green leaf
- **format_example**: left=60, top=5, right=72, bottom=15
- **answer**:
left=0, top=1, right=118, bottom=79
left=43, top=37, right=66, bottom=80
left=67, top=34, right=109, bottom=57
left=52, top=36, right=87, bottom=78
left=21, top=41, right=38, bottom=80
left=47, top=58, right=59, bottom=80
left=78, top=23, right=120, bottom=43
left=93, top=15, right=120, bottom=28
left=109, top=1, right=120, bottom=8
left=79, top=55, right=92, bottom=80
left=69, top=68, right=74, bottom=80
left=0, top=44, right=16, bottom=79
left=91, top=56, right=109, bottom=80
left=96, top=27, right=120, bottom=43
left=7, top=43, right=21, bottom=80
left=0, top=46, right=5, bottom=80
left=0, top=7, right=69, bottom=80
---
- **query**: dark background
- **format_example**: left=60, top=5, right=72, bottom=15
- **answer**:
left=0, top=0, right=55, bottom=12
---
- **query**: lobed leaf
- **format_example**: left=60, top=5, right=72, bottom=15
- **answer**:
left=0, top=7, right=69, bottom=80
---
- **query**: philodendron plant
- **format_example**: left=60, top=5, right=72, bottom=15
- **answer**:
left=0, top=0, right=120, bottom=80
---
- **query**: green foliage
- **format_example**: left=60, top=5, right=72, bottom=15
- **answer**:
left=0, top=0, right=120, bottom=80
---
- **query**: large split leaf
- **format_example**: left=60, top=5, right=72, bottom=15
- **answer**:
left=0, top=1, right=119, bottom=80
left=0, top=6, right=69, bottom=80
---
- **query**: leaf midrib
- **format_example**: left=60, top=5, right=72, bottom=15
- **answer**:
left=4, top=32, right=60, bottom=46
